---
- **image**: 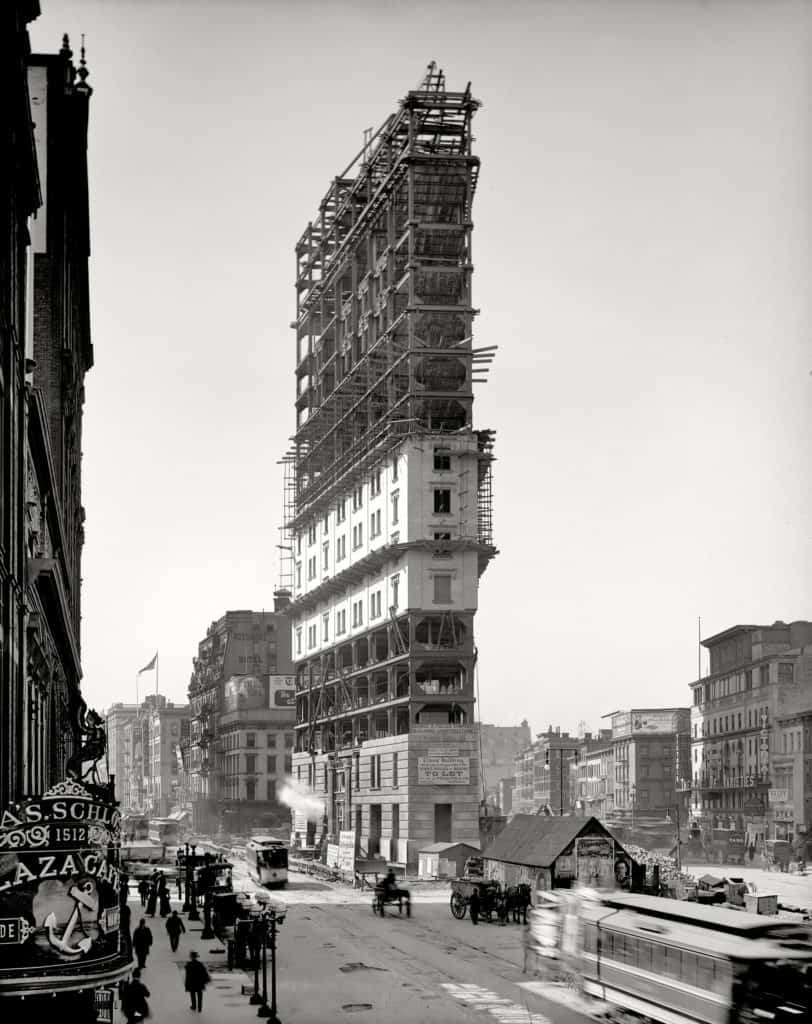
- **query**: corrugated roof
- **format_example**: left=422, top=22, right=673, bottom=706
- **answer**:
left=483, top=815, right=610, bottom=868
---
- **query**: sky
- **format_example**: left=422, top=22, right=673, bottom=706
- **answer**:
left=30, top=0, right=811, bottom=736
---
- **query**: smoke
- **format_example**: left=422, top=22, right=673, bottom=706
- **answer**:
left=277, top=777, right=325, bottom=819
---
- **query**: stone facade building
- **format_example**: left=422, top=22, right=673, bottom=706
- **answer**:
left=689, top=621, right=812, bottom=843
left=608, top=708, right=690, bottom=824
left=185, top=605, right=294, bottom=835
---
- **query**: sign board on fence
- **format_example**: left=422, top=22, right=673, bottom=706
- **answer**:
left=326, top=844, right=339, bottom=869
left=418, top=755, right=470, bottom=785
left=338, top=831, right=355, bottom=874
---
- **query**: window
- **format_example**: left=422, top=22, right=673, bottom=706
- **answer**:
left=434, top=447, right=451, bottom=471
left=307, top=624, right=317, bottom=649
left=391, top=574, right=400, bottom=612
left=759, top=664, right=769, bottom=686
left=391, top=455, right=398, bottom=481
left=433, top=531, right=452, bottom=557
left=322, top=612, right=329, bottom=642
left=370, top=469, right=382, bottom=497
left=352, top=486, right=363, bottom=511
left=370, top=509, right=381, bottom=538
left=370, top=754, right=382, bottom=789
left=391, top=491, right=399, bottom=525
left=245, top=754, right=256, bottom=773
left=352, top=523, right=363, bottom=549
left=246, top=780, right=256, bottom=801
left=296, top=628, right=302, bottom=655
left=370, top=591, right=382, bottom=619
left=307, top=523, right=317, bottom=545
left=433, top=575, right=452, bottom=603
left=308, top=555, right=316, bottom=580
left=337, top=535, right=346, bottom=561
left=778, top=663, right=794, bottom=683
left=336, top=499, right=346, bottom=524
left=392, top=802, right=400, bottom=840
left=433, top=489, right=451, bottom=514
left=267, top=755, right=276, bottom=775
left=296, top=534, right=302, bottom=556
left=336, top=608, right=347, bottom=635
left=296, top=563, right=302, bottom=588
left=322, top=512, right=330, bottom=532
left=352, top=600, right=363, bottom=628
left=392, top=752, right=399, bottom=788
left=322, top=541, right=329, bottom=570
left=246, top=732, right=256, bottom=748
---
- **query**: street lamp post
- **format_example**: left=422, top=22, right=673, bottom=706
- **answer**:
left=257, top=910, right=282, bottom=1022
left=188, top=844, right=200, bottom=922
left=249, top=919, right=263, bottom=1006
left=182, top=842, right=190, bottom=912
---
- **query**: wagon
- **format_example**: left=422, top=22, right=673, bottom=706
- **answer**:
left=449, top=877, right=500, bottom=920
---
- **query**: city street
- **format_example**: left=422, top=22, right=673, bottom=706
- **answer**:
left=684, top=862, right=812, bottom=910
left=131, top=870, right=592, bottom=1024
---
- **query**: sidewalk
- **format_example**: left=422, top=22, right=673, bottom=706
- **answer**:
left=126, top=895, right=264, bottom=1023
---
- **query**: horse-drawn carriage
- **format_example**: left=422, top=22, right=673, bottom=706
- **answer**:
left=371, top=874, right=411, bottom=916
left=449, top=877, right=531, bottom=923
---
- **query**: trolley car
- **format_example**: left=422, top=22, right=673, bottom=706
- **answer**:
left=553, top=890, right=812, bottom=1024
left=246, top=837, right=289, bottom=888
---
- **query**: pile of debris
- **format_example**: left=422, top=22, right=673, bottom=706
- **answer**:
left=626, top=843, right=691, bottom=886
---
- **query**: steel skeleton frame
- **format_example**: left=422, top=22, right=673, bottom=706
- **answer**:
left=285, top=68, right=496, bottom=814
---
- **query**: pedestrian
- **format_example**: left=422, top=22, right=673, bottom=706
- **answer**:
left=121, top=901, right=133, bottom=961
left=469, top=887, right=480, bottom=926
left=145, top=882, right=158, bottom=917
left=132, top=918, right=153, bottom=970
left=176, top=871, right=183, bottom=901
left=121, top=968, right=151, bottom=1023
left=137, top=878, right=150, bottom=907
left=184, top=950, right=211, bottom=1012
left=748, top=844, right=755, bottom=864
left=159, top=880, right=172, bottom=918
left=166, top=909, right=186, bottom=952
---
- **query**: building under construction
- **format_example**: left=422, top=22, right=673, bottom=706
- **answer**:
left=285, top=65, right=496, bottom=869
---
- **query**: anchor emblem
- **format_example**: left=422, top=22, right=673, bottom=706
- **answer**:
left=44, top=880, right=98, bottom=957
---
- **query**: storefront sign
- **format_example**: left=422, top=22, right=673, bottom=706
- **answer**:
left=418, top=755, right=470, bottom=785
left=0, top=779, right=129, bottom=996
left=768, top=789, right=789, bottom=804
left=270, top=675, right=296, bottom=707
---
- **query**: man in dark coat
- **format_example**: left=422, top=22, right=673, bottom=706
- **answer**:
left=469, top=887, right=481, bottom=925
left=121, top=967, right=150, bottom=1022
left=184, top=950, right=210, bottom=1012
left=166, top=909, right=186, bottom=952
left=138, top=878, right=150, bottom=907
left=132, top=918, right=153, bottom=969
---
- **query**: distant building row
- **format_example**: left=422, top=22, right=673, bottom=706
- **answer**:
left=502, top=619, right=812, bottom=846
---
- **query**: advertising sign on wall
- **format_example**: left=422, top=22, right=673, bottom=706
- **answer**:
left=575, top=836, right=615, bottom=889
left=0, top=779, right=129, bottom=997
left=768, top=789, right=789, bottom=804
left=338, top=831, right=355, bottom=874
left=269, top=675, right=296, bottom=708
left=418, top=755, right=470, bottom=785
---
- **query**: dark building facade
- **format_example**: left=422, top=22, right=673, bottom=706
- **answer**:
left=1, top=12, right=92, bottom=805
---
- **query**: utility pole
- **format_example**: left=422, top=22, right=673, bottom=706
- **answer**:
left=674, top=802, right=682, bottom=874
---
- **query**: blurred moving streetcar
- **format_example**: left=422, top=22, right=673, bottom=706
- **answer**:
left=549, top=890, right=811, bottom=1024
left=245, top=837, right=289, bottom=888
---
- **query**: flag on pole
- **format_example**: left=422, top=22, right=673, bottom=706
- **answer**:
left=138, top=652, right=158, bottom=674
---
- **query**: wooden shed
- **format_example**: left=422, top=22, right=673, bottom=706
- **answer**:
left=417, top=842, right=480, bottom=880
left=482, top=815, right=633, bottom=893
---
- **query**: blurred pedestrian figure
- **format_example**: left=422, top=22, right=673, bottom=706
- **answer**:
left=184, top=950, right=211, bottom=1012
left=469, top=887, right=480, bottom=926
left=121, top=968, right=150, bottom=1023
left=166, top=909, right=186, bottom=952
left=158, top=876, right=171, bottom=918
left=138, top=879, right=150, bottom=907
left=176, top=871, right=183, bottom=901
left=121, top=901, right=133, bottom=961
left=145, top=882, right=158, bottom=917
left=748, top=844, right=755, bottom=863
left=133, top=919, right=153, bottom=970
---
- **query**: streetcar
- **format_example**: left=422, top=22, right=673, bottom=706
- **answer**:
left=551, top=890, right=812, bottom=1024
left=245, top=837, right=289, bottom=888
left=148, top=818, right=182, bottom=847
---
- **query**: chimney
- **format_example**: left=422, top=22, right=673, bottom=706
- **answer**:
left=273, top=588, right=292, bottom=612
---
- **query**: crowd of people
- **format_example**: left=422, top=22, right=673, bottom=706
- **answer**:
left=119, top=868, right=211, bottom=1021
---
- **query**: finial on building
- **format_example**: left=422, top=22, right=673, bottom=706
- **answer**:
left=60, top=33, right=73, bottom=58
left=75, top=33, right=92, bottom=96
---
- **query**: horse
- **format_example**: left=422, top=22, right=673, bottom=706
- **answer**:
left=372, top=880, right=411, bottom=917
